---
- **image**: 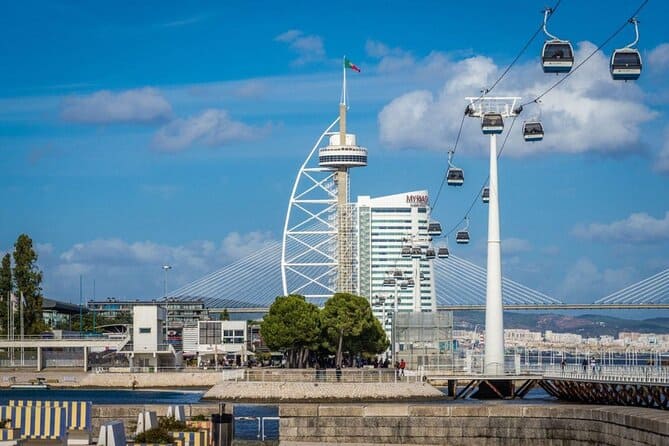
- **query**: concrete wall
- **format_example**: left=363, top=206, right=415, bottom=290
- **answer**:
left=0, top=371, right=224, bottom=388
left=92, top=403, right=220, bottom=439
left=279, top=404, right=669, bottom=445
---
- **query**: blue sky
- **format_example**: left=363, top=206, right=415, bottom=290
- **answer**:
left=1, top=0, right=668, bottom=310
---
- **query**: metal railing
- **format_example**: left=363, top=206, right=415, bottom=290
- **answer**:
left=542, top=364, right=669, bottom=384
left=230, top=368, right=420, bottom=383
left=418, top=356, right=669, bottom=385
left=235, top=416, right=279, bottom=441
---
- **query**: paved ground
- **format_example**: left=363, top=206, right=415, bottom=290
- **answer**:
left=204, top=381, right=446, bottom=402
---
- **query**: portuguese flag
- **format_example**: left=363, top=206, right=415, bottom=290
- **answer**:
left=344, top=58, right=361, bottom=72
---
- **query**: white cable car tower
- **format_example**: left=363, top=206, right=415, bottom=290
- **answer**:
left=465, top=96, right=520, bottom=375
left=281, top=59, right=367, bottom=302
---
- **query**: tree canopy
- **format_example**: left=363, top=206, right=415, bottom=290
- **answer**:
left=321, top=293, right=388, bottom=367
left=0, top=254, right=11, bottom=335
left=12, top=234, right=47, bottom=334
left=260, top=294, right=321, bottom=368
left=261, top=292, right=389, bottom=368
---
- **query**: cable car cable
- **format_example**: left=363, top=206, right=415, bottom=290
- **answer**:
left=431, top=113, right=466, bottom=213
left=441, top=116, right=518, bottom=238
left=520, top=0, right=650, bottom=107
left=432, top=0, right=562, bottom=214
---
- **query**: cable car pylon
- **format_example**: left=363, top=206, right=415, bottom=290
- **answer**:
left=464, top=96, right=520, bottom=375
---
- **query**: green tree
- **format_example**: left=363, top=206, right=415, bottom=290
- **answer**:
left=321, top=292, right=388, bottom=367
left=0, top=254, right=12, bottom=335
left=260, top=294, right=320, bottom=368
left=12, top=234, right=47, bottom=334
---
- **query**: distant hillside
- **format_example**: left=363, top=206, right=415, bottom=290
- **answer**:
left=453, top=312, right=669, bottom=338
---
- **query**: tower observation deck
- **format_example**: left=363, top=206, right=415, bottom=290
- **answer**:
left=319, top=97, right=367, bottom=293
left=281, top=57, right=366, bottom=300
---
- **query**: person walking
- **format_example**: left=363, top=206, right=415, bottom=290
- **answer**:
left=399, top=359, right=406, bottom=377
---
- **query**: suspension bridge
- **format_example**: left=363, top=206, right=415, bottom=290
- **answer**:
left=168, top=239, right=669, bottom=313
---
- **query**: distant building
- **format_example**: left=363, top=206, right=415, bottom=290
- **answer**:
left=183, top=320, right=248, bottom=367
left=356, top=191, right=437, bottom=347
left=88, top=297, right=208, bottom=327
left=124, top=305, right=180, bottom=371
left=544, top=330, right=583, bottom=345
left=41, top=298, right=84, bottom=329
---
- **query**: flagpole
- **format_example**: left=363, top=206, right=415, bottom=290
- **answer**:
left=339, top=56, right=347, bottom=145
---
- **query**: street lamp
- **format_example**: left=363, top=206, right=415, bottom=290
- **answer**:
left=162, top=265, right=172, bottom=298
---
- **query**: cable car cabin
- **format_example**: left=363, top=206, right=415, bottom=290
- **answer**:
left=610, top=48, right=642, bottom=80
left=400, top=282, right=408, bottom=290
left=406, top=278, right=415, bottom=287
left=481, top=187, right=490, bottom=203
left=401, top=246, right=411, bottom=257
left=523, top=121, right=544, bottom=141
left=437, top=247, right=449, bottom=259
left=481, top=113, right=504, bottom=134
left=447, top=168, right=464, bottom=186
left=411, top=247, right=422, bottom=258
left=425, top=248, right=436, bottom=259
left=393, top=270, right=403, bottom=278
left=542, top=40, right=574, bottom=73
left=427, top=222, right=442, bottom=236
left=455, top=230, right=470, bottom=244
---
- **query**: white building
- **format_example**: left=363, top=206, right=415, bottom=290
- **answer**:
left=356, top=190, right=438, bottom=339
left=127, top=305, right=179, bottom=371
left=186, top=320, right=248, bottom=367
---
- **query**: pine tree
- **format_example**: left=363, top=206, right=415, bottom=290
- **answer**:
left=0, top=253, right=12, bottom=335
left=12, top=234, right=46, bottom=334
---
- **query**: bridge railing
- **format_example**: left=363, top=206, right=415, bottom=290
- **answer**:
left=418, top=354, right=544, bottom=377
left=542, top=364, right=669, bottom=384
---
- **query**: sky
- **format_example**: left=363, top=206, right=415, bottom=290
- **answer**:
left=1, top=0, right=668, bottom=312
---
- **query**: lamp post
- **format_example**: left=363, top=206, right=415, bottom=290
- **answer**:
left=162, top=265, right=172, bottom=298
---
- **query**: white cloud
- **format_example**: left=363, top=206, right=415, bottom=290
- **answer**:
left=42, top=233, right=277, bottom=301
left=648, top=43, right=669, bottom=73
left=61, top=88, right=172, bottom=124
left=231, top=80, right=268, bottom=98
left=365, top=40, right=415, bottom=73
left=377, top=41, right=656, bottom=157
left=572, top=211, right=669, bottom=243
left=503, top=238, right=532, bottom=254
left=152, top=109, right=264, bottom=152
left=654, top=126, right=669, bottom=174
left=274, top=29, right=325, bottom=65
left=560, top=258, right=636, bottom=302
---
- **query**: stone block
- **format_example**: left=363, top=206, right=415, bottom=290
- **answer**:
left=450, top=406, right=490, bottom=417
left=486, top=405, right=525, bottom=418
left=319, top=405, right=364, bottom=417
left=279, top=404, right=318, bottom=417
left=522, top=405, right=553, bottom=418
left=408, top=405, right=451, bottom=417
left=452, top=416, right=490, bottom=428
left=363, top=405, right=409, bottom=417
